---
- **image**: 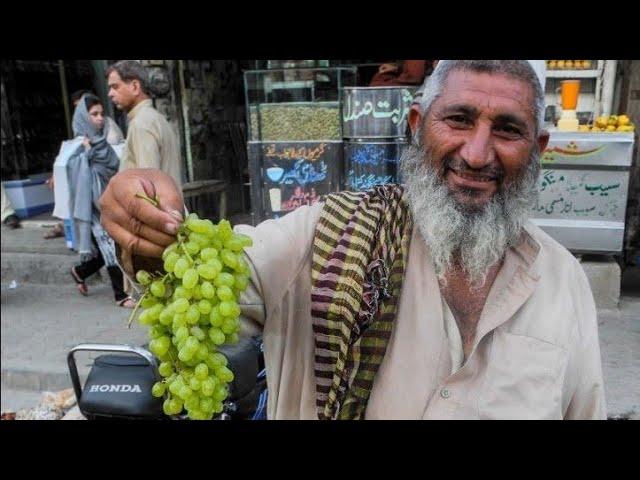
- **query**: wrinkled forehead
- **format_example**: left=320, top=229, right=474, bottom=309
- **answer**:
left=432, top=70, right=537, bottom=126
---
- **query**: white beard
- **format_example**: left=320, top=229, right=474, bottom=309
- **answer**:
left=400, top=142, right=540, bottom=287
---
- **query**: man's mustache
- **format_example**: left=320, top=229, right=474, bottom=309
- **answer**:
left=439, top=155, right=504, bottom=182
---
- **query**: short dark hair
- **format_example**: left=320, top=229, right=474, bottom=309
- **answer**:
left=71, top=89, right=93, bottom=104
left=84, top=94, right=103, bottom=111
left=106, top=60, right=151, bottom=95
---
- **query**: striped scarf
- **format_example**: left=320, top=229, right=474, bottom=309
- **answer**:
left=311, top=184, right=413, bottom=420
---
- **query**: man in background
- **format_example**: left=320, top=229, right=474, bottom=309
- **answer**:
left=106, top=60, right=182, bottom=187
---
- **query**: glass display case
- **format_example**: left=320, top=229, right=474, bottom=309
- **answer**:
left=247, top=141, right=343, bottom=222
left=244, top=67, right=356, bottom=223
left=244, top=67, right=357, bottom=141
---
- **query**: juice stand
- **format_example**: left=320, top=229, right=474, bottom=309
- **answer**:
left=532, top=69, right=636, bottom=254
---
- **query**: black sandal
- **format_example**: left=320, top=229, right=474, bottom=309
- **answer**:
left=70, top=267, right=88, bottom=296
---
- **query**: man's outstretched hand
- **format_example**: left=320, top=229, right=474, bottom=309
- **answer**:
left=100, top=168, right=184, bottom=260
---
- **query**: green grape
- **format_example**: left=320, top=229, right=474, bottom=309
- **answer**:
left=162, top=242, right=179, bottom=260
left=136, top=270, right=152, bottom=286
left=163, top=399, right=172, bottom=415
left=185, top=218, right=204, bottom=234
left=173, top=258, right=189, bottom=278
left=227, top=333, right=240, bottom=344
left=201, top=378, right=215, bottom=397
left=189, top=377, right=202, bottom=391
left=200, top=397, right=215, bottom=413
left=185, top=336, right=200, bottom=351
left=189, top=232, right=210, bottom=248
left=224, top=237, right=244, bottom=252
left=186, top=305, right=201, bottom=325
left=207, top=258, right=223, bottom=276
left=215, top=366, right=234, bottom=383
left=213, top=383, right=229, bottom=402
left=185, top=396, right=200, bottom=411
left=219, top=300, right=240, bottom=318
left=235, top=233, right=253, bottom=248
left=234, top=274, right=249, bottom=291
left=236, top=256, right=250, bottom=275
left=212, top=400, right=224, bottom=414
left=218, top=220, right=233, bottom=241
left=190, top=326, right=206, bottom=341
left=175, top=326, right=189, bottom=342
left=210, top=237, right=223, bottom=251
left=159, top=362, right=174, bottom=377
left=164, top=252, right=179, bottom=273
left=221, top=318, right=236, bottom=335
left=168, top=380, right=181, bottom=396
left=211, top=352, right=228, bottom=367
left=184, top=240, right=201, bottom=256
left=172, top=313, right=186, bottom=330
left=149, top=324, right=166, bottom=339
left=196, top=344, right=209, bottom=361
left=192, top=284, right=203, bottom=300
left=209, top=306, right=224, bottom=327
left=173, top=286, right=193, bottom=300
left=195, top=363, right=209, bottom=380
left=152, top=382, right=166, bottom=397
left=221, top=249, right=238, bottom=269
left=214, top=272, right=235, bottom=288
left=183, top=268, right=199, bottom=289
left=147, top=303, right=164, bottom=322
left=150, top=280, right=166, bottom=298
left=173, top=298, right=189, bottom=313
left=216, top=285, right=234, bottom=302
left=140, top=294, right=158, bottom=309
left=198, top=299, right=212, bottom=315
left=209, top=328, right=225, bottom=345
left=200, top=281, right=215, bottom=299
left=197, top=263, right=217, bottom=280
left=200, top=247, right=218, bottom=262
left=178, top=348, right=193, bottom=362
left=179, top=385, right=193, bottom=399
left=168, top=398, right=183, bottom=415
left=138, top=309, right=153, bottom=326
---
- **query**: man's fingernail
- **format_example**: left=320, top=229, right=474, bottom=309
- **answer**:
left=165, top=223, right=178, bottom=234
left=169, top=210, right=183, bottom=221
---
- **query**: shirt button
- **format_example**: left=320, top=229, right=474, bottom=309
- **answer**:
left=440, top=388, right=451, bottom=399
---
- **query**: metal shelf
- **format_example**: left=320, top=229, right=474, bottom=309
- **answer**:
left=546, top=70, right=600, bottom=78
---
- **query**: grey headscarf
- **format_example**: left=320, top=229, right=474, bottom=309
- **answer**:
left=67, top=94, right=120, bottom=260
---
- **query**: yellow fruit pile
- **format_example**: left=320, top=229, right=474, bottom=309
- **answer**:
left=547, top=60, right=593, bottom=70
left=579, top=115, right=635, bottom=133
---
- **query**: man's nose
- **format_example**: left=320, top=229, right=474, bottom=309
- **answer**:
left=458, top=124, right=495, bottom=169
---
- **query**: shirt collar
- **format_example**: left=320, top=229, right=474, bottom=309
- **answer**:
left=127, top=99, right=153, bottom=122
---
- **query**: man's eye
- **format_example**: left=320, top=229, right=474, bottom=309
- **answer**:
left=496, top=125, right=522, bottom=136
left=446, top=115, right=471, bottom=126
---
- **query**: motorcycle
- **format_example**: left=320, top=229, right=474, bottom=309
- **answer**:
left=67, top=335, right=267, bottom=420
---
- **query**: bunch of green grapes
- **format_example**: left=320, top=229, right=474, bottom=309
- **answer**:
left=132, top=213, right=253, bottom=420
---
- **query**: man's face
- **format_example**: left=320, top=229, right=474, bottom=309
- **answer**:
left=107, top=71, right=138, bottom=111
left=420, top=70, right=547, bottom=212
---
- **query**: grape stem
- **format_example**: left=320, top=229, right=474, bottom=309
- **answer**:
left=127, top=291, right=148, bottom=329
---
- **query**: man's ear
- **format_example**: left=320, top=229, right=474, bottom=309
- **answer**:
left=408, top=105, right=423, bottom=138
left=131, top=79, right=141, bottom=96
left=537, top=129, right=550, bottom=154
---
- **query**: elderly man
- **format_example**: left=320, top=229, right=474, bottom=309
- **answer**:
left=100, top=60, right=606, bottom=420
left=106, top=60, right=182, bottom=187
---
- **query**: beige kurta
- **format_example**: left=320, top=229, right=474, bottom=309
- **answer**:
left=121, top=99, right=182, bottom=187
left=235, top=202, right=607, bottom=420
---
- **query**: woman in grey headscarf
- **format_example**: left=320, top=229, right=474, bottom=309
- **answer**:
left=67, top=94, right=135, bottom=308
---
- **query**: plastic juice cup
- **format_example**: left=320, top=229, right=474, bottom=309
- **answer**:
left=561, top=80, right=581, bottom=110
